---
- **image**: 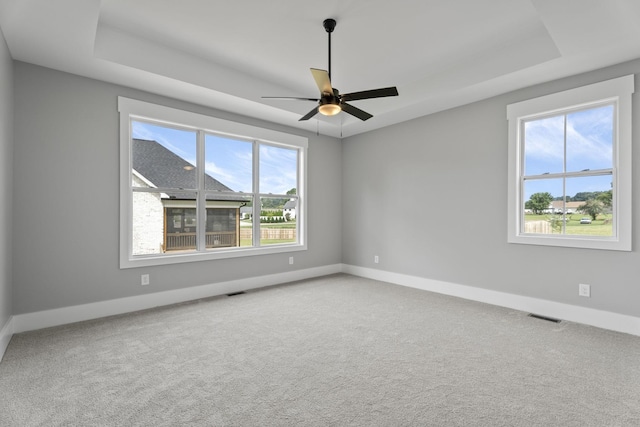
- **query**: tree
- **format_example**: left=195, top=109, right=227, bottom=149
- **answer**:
left=572, top=191, right=597, bottom=201
left=596, top=190, right=612, bottom=209
left=286, top=188, right=297, bottom=195
left=261, top=198, right=288, bottom=209
left=526, top=192, right=553, bottom=215
left=578, top=199, right=604, bottom=220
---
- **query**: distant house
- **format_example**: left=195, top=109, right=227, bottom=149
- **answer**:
left=550, top=200, right=585, bottom=214
left=240, top=206, right=253, bottom=220
left=283, top=199, right=297, bottom=220
left=132, top=138, right=245, bottom=253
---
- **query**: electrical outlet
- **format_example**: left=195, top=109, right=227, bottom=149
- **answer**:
left=141, top=274, right=150, bottom=286
left=579, top=283, right=590, bottom=297
left=374, top=255, right=379, bottom=264
left=289, top=256, right=294, bottom=265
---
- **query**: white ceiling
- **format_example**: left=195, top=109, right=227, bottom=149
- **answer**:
left=2, top=0, right=640, bottom=138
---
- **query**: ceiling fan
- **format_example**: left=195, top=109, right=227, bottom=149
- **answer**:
left=263, top=18, right=399, bottom=122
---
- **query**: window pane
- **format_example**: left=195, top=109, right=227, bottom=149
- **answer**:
left=164, top=207, right=198, bottom=252
left=131, top=121, right=197, bottom=190
left=204, top=194, right=253, bottom=249
left=260, top=197, right=297, bottom=245
left=524, top=115, right=564, bottom=176
left=205, top=208, right=237, bottom=248
left=566, top=175, right=613, bottom=237
left=523, top=179, right=563, bottom=234
left=205, top=134, right=253, bottom=193
left=259, top=145, right=297, bottom=195
left=566, top=105, right=613, bottom=173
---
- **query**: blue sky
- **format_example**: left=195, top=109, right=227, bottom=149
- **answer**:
left=523, top=104, right=613, bottom=200
left=132, top=121, right=297, bottom=195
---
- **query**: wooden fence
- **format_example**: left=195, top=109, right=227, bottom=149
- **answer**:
left=524, top=221, right=552, bottom=234
left=240, top=228, right=296, bottom=240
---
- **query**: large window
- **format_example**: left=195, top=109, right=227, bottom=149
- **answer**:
left=119, top=97, right=307, bottom=268
left=507, top=75, right=633, bottom=251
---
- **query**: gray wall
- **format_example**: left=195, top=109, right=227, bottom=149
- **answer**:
left=343, top=59, right=640, bottom=318
left=0, top=28, right=13, bottom=329
left=10, top=57, right=640, bottom=320
left=12, top=62, right=342, bottom=314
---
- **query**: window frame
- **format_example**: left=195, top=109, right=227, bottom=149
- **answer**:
left=119, top=97, right=308, bottom=268
left=507, top=75, right=634, bottom=251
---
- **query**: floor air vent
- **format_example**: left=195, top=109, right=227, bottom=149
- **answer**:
left=226, top=291, right=246, bottom=297
left=528, top=313, right=561, bottom=323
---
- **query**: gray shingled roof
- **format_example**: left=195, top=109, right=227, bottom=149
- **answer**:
left=283, top=200, right=297, bottom=209
left=132, top=139, right=243, bottom=201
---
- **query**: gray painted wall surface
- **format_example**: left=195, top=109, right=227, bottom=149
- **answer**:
left=343, top=59, right=640, bottom=318
left=0, top=28, right=13, bottom=329
left=12, top=62, right=342, bottom=314
left=9, top=57, right=640, bottom=320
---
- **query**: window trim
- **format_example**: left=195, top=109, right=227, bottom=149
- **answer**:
left=507, top=75, right=634, bottom=251
left=119, top=97, right=308, bottom=268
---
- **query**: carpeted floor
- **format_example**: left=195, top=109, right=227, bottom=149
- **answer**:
left=1, top=273, right=639, bottom=426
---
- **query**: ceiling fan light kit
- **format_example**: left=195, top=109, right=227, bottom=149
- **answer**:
left=263, top=18, right=398, bottom=122
left=319, top=103, right=341, bottom=116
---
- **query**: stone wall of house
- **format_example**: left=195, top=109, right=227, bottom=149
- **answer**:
left=132, top=175, right=164, bottom=255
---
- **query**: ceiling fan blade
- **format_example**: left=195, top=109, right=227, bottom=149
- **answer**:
left=341, top=102, right=373, bottom=121
left=299, top=106, right=320, bottom=121
left=341, top=87, right=399, bottom=102
left=310, top=68, right=333, bottom=94
left=262, top=96, right=320, bottom=101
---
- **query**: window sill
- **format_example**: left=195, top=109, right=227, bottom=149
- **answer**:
left=120, top=243, right=307, bottom=269
left=508, top=234, right=630, bottom=251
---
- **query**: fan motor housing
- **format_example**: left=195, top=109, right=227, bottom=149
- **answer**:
left=323, top=18, right=336, bottom=33
left=320, top=89, right=340, bottom=106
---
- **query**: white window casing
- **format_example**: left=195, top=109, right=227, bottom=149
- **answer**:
left=507, top=75, right=634, bottom=251
left=119, top=97, right=308, bottom=268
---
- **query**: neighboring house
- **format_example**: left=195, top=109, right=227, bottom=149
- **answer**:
left=132, top=138, right=245, bottom=253
left=550, top=201, right=587, bottom=214
left=240, top=206, right=253, bottom=220
left=283, top=199, right=297, bottom=220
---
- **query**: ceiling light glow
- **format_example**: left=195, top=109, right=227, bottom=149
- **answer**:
left=318, top=104, right=341, bottom=116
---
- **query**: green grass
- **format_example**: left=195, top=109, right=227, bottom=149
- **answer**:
left=259, top=239, right=296, bottom=245
left=260, top=222, right=296, bottom=229
left=239, top=238, right=296, bottom=246
left=524, top=213, right=613, bottom=236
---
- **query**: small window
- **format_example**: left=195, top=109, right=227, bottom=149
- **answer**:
left=507, top=75, right=633, bottom=251
left=119, top=97, right=308, bottom=268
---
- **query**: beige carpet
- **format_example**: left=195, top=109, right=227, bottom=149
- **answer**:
left=1, top=274, right=639, bottom=426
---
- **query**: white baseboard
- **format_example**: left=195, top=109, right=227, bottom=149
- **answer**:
left=13, top=264, right=342, bottom=334
left=11, top=262, right=640, bottom=338
left=342, top=264, right=640, bottom=337
left=0, top=316, right=14, bottom=362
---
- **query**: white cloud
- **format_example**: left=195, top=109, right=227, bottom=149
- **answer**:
left=524, top=105, right=613, bottom=170
left=132, top=121, right=197, bottom=165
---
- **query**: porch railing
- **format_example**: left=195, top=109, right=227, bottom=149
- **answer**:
left=165, top=232, right=237, bottom=251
